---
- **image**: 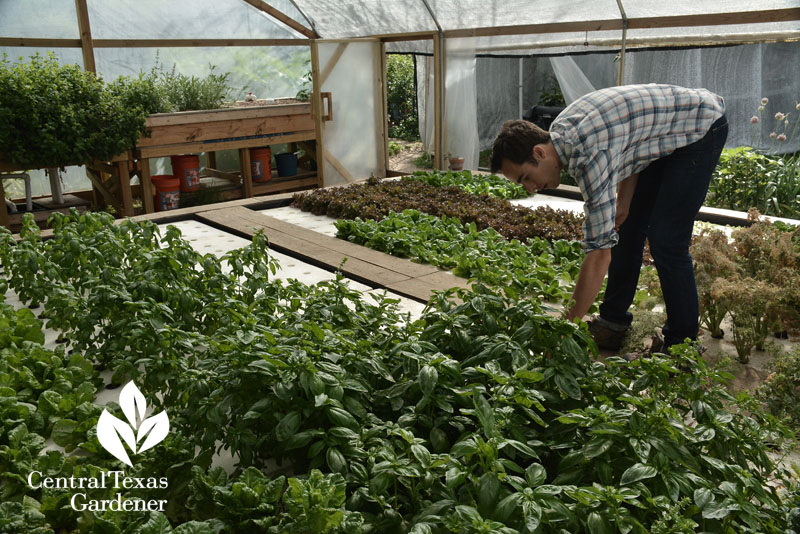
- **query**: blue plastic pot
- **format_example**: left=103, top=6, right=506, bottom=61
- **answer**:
left=275, top=152, right=298, bottom=177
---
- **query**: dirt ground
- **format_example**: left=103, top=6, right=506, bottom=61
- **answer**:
left=388, top=139, right=428, bottom=174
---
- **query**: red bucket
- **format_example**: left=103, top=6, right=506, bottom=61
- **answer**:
left=151, top=175, right=180, bottom=212
left=249, top=147, right=272, bottom=183
left=170, top=154, right=201, bottom=192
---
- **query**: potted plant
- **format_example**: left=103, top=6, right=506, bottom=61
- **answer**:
left=447, top=153, right=465, bottom=171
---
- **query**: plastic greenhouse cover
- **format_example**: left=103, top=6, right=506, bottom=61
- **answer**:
left=86, top=0, right=307, bottom=39
left=0, top=1, right=79, bottom=39
left=291, top=0, right=798, bottom=41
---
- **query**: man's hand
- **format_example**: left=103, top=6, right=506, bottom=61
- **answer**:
left=565, top=248, right=612, bottom=322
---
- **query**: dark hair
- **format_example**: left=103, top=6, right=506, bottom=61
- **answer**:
left=490, top=120, right=550, bottom=172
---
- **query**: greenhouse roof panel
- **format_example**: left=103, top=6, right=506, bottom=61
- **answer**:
left=293, top=0, right=798, bottom=43
left=88, top=0, right=306, bottom=40
left=294, top=0, right=437, bottom=37
left=0, top=0, right=79, bottom=39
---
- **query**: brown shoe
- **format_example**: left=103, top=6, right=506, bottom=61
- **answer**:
left=588, top=317, right=629, bottom=351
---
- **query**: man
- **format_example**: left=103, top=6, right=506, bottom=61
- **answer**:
left=490, top=84, right=728, bottom=352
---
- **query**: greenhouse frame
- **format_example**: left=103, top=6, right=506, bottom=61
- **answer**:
left=1, top=2, right=800, bottom=533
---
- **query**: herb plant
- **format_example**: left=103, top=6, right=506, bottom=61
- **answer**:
left=335, top=209, right=583, bottom=306
left=0, top=211, right=797, bottom=533
left=409, top=170, right=530, bottom=199
left=706, top=99, right=800, bottom=219
left=691, top=212, right=800, bottom=362
left=292, top=177, right=584, bottom=243
left=0, top=53, right=151, bottom=168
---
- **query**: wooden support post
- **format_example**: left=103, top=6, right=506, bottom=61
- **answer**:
left=433, top=33, right=443, bottom=170
left=206, top=151, right=217, bottom=170
left=84, top=168, right=119, bottom=210
left=117, top=161, right=133, bottom=217
left=140, top=158, right=155, bottom=213
left=47, top=168, right=64, bottom=205
left=376, top=41, right=388, bottom=177
left=74, top=0, right=96, bottom=73
left=240, top=148, right=254, bottom=198
left=311, top=41, right=325, bottom=188
left=0, top=179, right=8, bottom=229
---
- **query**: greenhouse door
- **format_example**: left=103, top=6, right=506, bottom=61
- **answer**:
left=311, top=39, right=385, bottom=187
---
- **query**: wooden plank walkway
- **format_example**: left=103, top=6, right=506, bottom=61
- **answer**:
left=13, top=192, right=472, bottom=303
left=194, top=205, right=470, bottom=303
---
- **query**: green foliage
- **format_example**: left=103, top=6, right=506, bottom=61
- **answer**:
left=292, top=176, right=584, bottom=242
left=150, top=62, right=233, bottom=112
left=707, top=99, right=800, bottom=218
left=388, top=140, right=404, bottom=157
left=0, top=54, right=235, bottom=170
left=0, top=53, right=151, bottom=168
left=0, top=211, right=798, bottom=532
left=707, top=147, right=800, bottom=219
left=478, top=149, right=491, bottom=169
left=537, top=74, right=566, bottom=107
left=335, top=209, right=583, bottom=306
left=691, top=214, right=800, bottom=362
left=413, top=152, right=434, bottom=169
left=757, top=345, right=800, bottom=426
left=409, top=169, right=529, bottom=199
left=295, top=60, right=313, bottom=102
left=386, top=54, right=419, bottom=141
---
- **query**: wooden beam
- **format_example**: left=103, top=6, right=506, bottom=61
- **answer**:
left=322, top=147, right=354, bottom=183
left=85, top=168, right=119, bottom=209
left=444, top=8, right=800, bottom=39
left=318, top=43, right=348, bottom=86
left=0, top=37, right=82, bottom=47
left=205, top=167, right=241, bottom=183
left=74, top=0, right=96, bottom=73
left=136, top=114, right=315, bottom=148
left=377, top=31, right=437, bottom=42
left=240, top=148, right=254, bottom=198
left=311, top=40, right=325, bottom=188
left=136, top=130, right=316, bottom=159
left=140, top=159, right=155, bottom=213
left=93, top=38, right=309, bottom=48
left=240, top=0, right=318, bottom=39
left=206, top=152, right=218, bottom=170
left=0, top=178, right=8, bottom=229
left=0, top=37, right=310, bottom=48
left=146, top=103, right=311, bottom=128
left=376, top=41, right=388, bottom=177
left=117, top=161, right=134, bottom=217
left=433, top=34, right=443, bottom=170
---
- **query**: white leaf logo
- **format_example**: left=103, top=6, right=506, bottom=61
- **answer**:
left=96, top=381, right=169, bottom=467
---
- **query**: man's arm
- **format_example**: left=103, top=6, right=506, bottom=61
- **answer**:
left=615, top=174, right=638, bottom=231
left=565, top=248, right=612, bottom=321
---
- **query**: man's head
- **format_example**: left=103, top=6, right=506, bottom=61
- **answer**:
left=490, top=120, right=563, bottom=193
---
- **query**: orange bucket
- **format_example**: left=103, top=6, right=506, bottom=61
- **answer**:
left=151, top=175, right=180, bottom=212
left=249, top=147, right=272, bottom=183
left=170, top=154, right=201, bottom=192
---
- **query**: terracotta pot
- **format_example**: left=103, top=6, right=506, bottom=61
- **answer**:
left=448, top=156, right=465, bottom=171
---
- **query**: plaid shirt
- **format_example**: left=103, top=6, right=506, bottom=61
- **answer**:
left=549, top=84, right=725, bottom=252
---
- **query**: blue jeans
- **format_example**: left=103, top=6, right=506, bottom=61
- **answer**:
left=598, top=115, right=729, bottom=348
